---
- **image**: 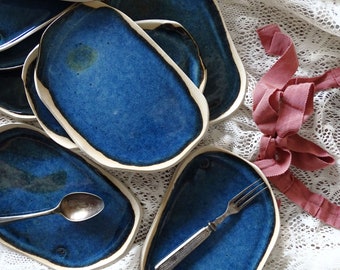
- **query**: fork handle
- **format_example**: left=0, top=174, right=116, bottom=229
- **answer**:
left=155, top=223, right=215, bottom=270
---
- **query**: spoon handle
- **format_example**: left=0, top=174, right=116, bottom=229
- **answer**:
left=0, top=208, right=54, bottom=224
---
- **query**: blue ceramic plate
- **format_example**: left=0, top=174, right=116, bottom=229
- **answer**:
left=35, top=2, right=209, bottom=171
left=0, top=68, right=34, bottom=120
left=106, top=0, right=246, bottom=123
left=0, top=124, right=141, bottom=269
left=0, top=0, right=73, bottom=51
left=23, top=19, right=206, bottom=150
left=142, top=146, right=280, bottom=270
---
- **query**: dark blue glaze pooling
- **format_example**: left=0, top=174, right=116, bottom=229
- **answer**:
left=0, top=127, right=136, bottom=267
left=145, top=150, right=276, bottom=269
left=106, top=0, right=241, bottom=120
left=144, top=23, right=205, bottom=88
left=0, top=27, right=45, bottom=70
left=0, top=0, right=71, bottom=49
left=0, top=68, right=33, bottom=115
left=37, top=5, right=203, bottom=166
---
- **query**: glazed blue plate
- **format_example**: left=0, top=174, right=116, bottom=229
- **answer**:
left=0, top=0, right=73, bottom=51
left=0, top=68, right=34, bottom=119
left=0, top=124, right=141, bottom=269
left=142, top=147, right=280, bottom=269
left=35, top=2, right=209, bottom=171
left=106, top=0, right=246, bottom=123
left=23, top=19, right=206, bottom=150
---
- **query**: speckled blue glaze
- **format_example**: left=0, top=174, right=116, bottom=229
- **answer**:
left=0, top=126, right=136, bottom=267
left=0, top=0, right=71, bottom=49
left=37, top=4, right=203, bottom=166
left=0, top=68, right=33, bottom=115
left=25, top=22, right=204, bottom=144
left=107, top=0, right=241, bottom=120
left=144, top=150, right=277, bottom=269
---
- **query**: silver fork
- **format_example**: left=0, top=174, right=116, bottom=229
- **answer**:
left=154, top=179, right=268, bottom=270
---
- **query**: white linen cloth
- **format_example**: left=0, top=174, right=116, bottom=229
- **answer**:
left=0, top=0, right=339, bottom=269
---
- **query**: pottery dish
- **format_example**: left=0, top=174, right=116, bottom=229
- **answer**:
left=35, top=2, right=209, bottom=171
left=141, top=146, right=280, bottom=269
left=0, top=123, right=142, bottom=269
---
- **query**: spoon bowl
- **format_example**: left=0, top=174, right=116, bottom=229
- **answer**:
left=58, top=192, right=105, bottom=222
left=0, top=192, right=104, bottom=224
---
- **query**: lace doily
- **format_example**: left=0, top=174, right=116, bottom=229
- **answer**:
left=0, top=0, right=339, bottom=269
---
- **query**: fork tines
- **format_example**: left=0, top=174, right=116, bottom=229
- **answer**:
left=235, top=179, right=268, bottom=209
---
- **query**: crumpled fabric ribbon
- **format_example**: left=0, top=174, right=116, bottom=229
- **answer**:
left=253, top=24, right=340, bottom=228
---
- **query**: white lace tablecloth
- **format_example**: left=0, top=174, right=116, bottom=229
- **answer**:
left=0, top=0, right=339, bottom=269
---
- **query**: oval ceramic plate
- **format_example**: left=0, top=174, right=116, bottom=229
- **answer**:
left=35, top=2, right=209, bottom=171
left=0, top=68, right=35, bottom=120
left=22, top=19, right=206, bottom=150
left=142, top=146, right=280, bottom=269
left=106, top=0, right=247, bottom=123
left=0, top=123, right=141, bottom=269
left=0, top=0, right=73, bottom=51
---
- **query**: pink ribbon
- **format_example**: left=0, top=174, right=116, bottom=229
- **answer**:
left=253, top=24, right=340, bottom=228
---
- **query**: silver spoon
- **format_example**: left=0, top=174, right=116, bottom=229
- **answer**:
left=0, top=192, right=104, bottom=224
